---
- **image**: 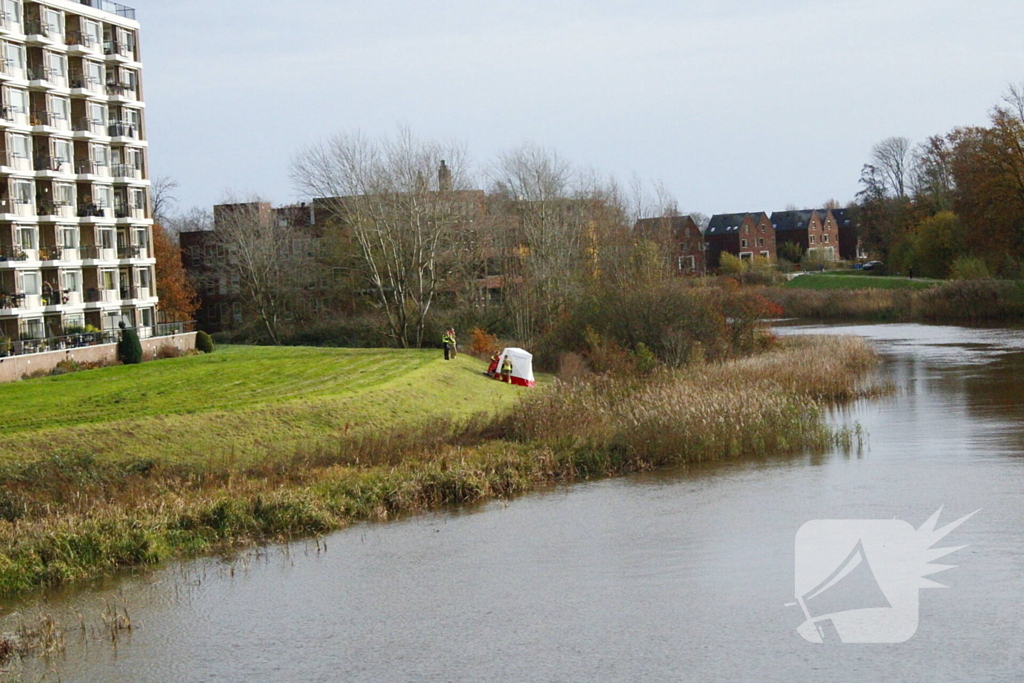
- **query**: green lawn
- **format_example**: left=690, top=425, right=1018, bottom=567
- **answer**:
left=0, top=346, right=534, bottom=466
left=786, top=272, right=940, bottom=291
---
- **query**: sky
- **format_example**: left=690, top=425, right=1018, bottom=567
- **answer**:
left=130, top=0, right=1024, bottom=217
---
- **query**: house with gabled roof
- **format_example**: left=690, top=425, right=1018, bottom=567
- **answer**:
left=770, top=209, right=838, bottom=262
left=704, top=212, right=775, bottom=269
left=633, top=215, right=706, bottom=275
left=827, top=208, right=862, bottom=261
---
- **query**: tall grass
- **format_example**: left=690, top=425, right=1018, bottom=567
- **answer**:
left=0, top=336, right=880, bottom=599
left=764, top=279, right=1024, bottom=322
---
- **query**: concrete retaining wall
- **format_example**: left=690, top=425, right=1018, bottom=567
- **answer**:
left=0, top=332, right=198, bottom=383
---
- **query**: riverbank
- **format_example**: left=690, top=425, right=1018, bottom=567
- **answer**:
left=763, top=278, right=1024, bottom=322
left=0, top=335, right=881, bottom=601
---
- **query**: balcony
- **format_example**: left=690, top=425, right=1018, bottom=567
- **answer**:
left=34, top=154, right=73, bottom=174
left=66, top=31, right=100, bottom=52
left=76, top=159, right=110, bottom=177
left=70, top=73, right=104, bottom=94
left=74, top=117, right=107, bottom=136
left=39, top=245, right=80, bottom=261
left=117, top=244, right=141, bottom=259
left=28, top=66, right=68, bottom=88
left=79, top=245, right=117, bottom=260
left=1, top=152, right=33, bottom=171
left=36, top=200, right=77, bottom=218
left=85, top=287, right=120, bottom=303
left=0, top=246, right=28, bottom=263
left=107, top=122, right=140, bottom=139
left=111, top=163, right=142, bottom=179
left=78, top=1, right=137, bottom=21
left=77, top=204, right=112, bottom=219
left=0, top=291, right=25, bottom=309
left=24, top=20, right=63, bottom=41
left=0, top=323, right=197, bottom=360
left=105, top=83, right=136, bottom=100
left=0, top=12, right=19, bottom=34
left=30, top=111, right=71, bottom=131
left=114, top=203, right=146, bottom=220
left=0, top=198, right=37, bottom=216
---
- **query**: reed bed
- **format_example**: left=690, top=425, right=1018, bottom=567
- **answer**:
left=0, top=335, right=880, bottom=600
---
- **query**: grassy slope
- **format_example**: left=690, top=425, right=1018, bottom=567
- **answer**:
left=0, top=346, right=527, bottom=467
left=786, top=272, right=939, bottom=291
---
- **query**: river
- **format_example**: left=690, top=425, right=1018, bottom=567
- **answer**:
left=3, top=322, right=1024, bottom=682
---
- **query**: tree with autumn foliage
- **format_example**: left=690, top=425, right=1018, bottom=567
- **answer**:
left=153, top=223, right=200, bottom=322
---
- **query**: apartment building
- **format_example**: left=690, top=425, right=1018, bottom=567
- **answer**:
left=0, top=0, right=156, bottom=347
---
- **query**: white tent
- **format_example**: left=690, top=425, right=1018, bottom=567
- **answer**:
left=493, top=347, right=535, bottom=387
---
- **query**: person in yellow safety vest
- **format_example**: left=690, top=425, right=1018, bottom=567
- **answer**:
left=443, top=329, right=455, bottom=360
left=501, top=356, right=513, bottom=383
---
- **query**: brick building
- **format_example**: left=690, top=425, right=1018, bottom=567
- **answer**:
left=704, top=212, right=775, bottom=269
left=633, top=214, right=706, bottom=275
left=771, top=210, right=839, bottom=261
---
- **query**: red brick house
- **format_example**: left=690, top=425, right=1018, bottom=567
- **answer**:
left=633, top=215, right=706, bottom=275
left=704, top=212, right=775, bottom=269
left=828, top=208, right=862, bottom=261
left=770, top=210, right=839, bottom=261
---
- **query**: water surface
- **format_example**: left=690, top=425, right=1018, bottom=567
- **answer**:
left=4, top=323, right=1024, bottom=682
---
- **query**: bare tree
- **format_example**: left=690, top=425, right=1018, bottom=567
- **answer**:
left=162, top=206, right=213, bottom=237
left=871, top=136, right=913, bottom=199
left=213, top=197, right=309, bottom=344
left=291, top=129, right=472, bottom=347
left=151, top=176, right=180, bottom=224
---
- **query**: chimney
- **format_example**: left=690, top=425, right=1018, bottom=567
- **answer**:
left=438, top=160, right=452, bottom=192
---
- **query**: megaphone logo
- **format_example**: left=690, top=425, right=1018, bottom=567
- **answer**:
left=790, top=508, right=977, bottom=644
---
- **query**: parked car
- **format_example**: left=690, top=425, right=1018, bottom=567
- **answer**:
left=861, top=260, right=884, bottom=271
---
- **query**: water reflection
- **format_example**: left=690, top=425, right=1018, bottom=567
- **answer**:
left=3, top=323, right=1024, bottom=682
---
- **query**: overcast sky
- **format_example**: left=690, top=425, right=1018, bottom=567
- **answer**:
left=131, top=0, right=1024, bottom=216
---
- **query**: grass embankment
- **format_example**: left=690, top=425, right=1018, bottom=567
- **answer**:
left=0, top=336, right=879, bottom=599
left=0, top=345, right=517, bottom=466
left=767, top=278, right=1024, bottom=322
left=786, top=272, right=938, bottom=291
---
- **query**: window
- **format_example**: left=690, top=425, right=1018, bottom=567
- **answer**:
left=100, top=269, right=116, bottom=290
left=59, top=226, right=79, bottom=248
left=7, top=132, right=29, bottom=160
left=11, top=178, right=32, bottom=204
left=758, top=238, right=764, bottom=247
left=61, top=269, right=81, bottom=293
left=3, top=42, right=24, bottom=77
left=744, top=225, right=750, bottom=234
left=809, top=235, right=816, bottom=244
left=823, top=234, right=830, bottom=243
left=42, top=7, right=62, bottom=36
left=48, top=95, right=70, bottom=125
left=94, top=184, right=113, bottom=208
left=20, top=270, right=41, bottom=295
left=63, top=312, right=85, bottom=329
left=140, top=307, right=154, bottom=327
left=137, top=267, right=152, bottom=288
left=740, top=239, right=748, bottom=248
left=88, top=101, right=107, bottom=128
left=20, top=318, right=44, bottom=339
left=45, top=52, right=66, bottom=82
left=3, top=87, right=26, bottom=118
left=15, top=225, right=36, bottom=249
left=1, top=0, right=22, bottom=30
left=54, top=183, right=75, bottom=207
left=98, top=228, right=115, bottom=249
left=126, top=147, right=143, bottom=173
left=51, top=138, right=72, bottom=168
left=129, top=187, right=146, bottom=210
left=91, top=143, right=109, bottom=168
left=133, top=227, right=149, bottom=249
left=82, top=19, right=101, bottom=47
left=678, top=255, right=696, bottom=272
left=760, top=225, right=765, bottom=233
left=85, top=61, right=104, bottom=90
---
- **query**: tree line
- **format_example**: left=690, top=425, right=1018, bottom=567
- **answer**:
left=857, top=82, right=1024, bottom=279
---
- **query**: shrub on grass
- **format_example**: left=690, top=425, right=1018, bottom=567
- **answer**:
left=117, top=322, right=143, bottom=365
left=195, top=330, right=215, bottom=354
left=950, top=256, right=991, bottom=280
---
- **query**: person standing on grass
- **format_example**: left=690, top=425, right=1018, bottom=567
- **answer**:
left=501, top=355, right=513, bottom=384
left=443, top=328, right=454, bottom=360
left=448, top=328, right=458, bottom=359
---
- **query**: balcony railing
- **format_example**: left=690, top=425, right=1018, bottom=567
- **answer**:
left=79, top=245, right=116, bottom=260
left=0, top=246, right=28, bottom=262
left=0, top=12, right=17, bottom=32
left=0, top=323, right=197, bottom=360
left=111, top=163, right=142, bottom=179
left=79, top=1, right=136, bottom=21
left=107, top=122, right=139, bottom=139
left=76, top=159, right=110, bottom=176
left=66, top=31, right=99, bottom=49
left=70, top=73, right=104, bottom=92
left=0, top=291, right=25, bottom=308
left=105, top=83, right=136, bottom=99
left=25, top=20, right=62, bottom=39
left=74, top=117, right=106, bottom=135
left=36, top=200, right=76, bottom=217
left=85, top=287, right=120, bottom=303
left=77, top=204, right=112, bottom=218
left=28, top=67, right=67, bottom=86
left=34, top=155, right=72, bottom=172
left=1, top=151, right=31, bottom=169
left=117, top=244, right=140, bottom=259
